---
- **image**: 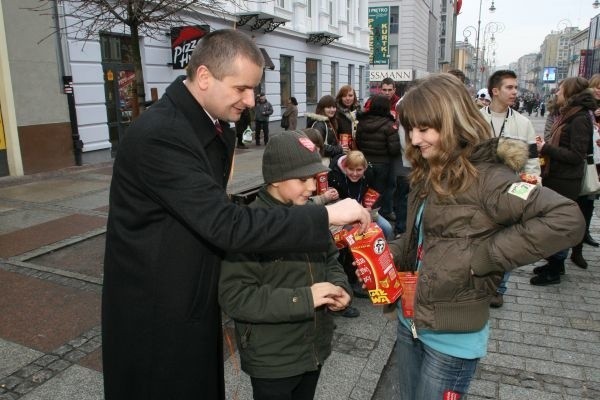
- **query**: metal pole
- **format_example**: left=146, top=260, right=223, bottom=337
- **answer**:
left=473, top=0, right=483, bottom=90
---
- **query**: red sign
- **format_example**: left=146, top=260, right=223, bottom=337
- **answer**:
left=579, top=49, right=591, bottom=77
left=170, top=25, right=209, bottom=70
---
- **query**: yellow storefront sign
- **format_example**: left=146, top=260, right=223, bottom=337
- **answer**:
left=0, top=105, right=6, bottom=150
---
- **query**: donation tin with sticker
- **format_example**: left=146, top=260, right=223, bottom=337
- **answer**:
left=344, top=223, right=402, bottom=305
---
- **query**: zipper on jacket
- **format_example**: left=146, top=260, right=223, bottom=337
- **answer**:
left=409, top=319, right=418, bottom=339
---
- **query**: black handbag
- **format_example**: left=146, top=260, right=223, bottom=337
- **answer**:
left=280, top=115, right=289, bottom=129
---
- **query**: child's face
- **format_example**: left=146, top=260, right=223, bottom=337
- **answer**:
left=324, top=106, right=337, bottom=118
left=271, top=177, right=317, bottom=205
left=345, top=165, right=366, bottom=182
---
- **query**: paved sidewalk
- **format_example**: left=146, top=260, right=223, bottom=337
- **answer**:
left=0, top=142, right=396, bottom=400
left=1, top=116, right=600, bottom=400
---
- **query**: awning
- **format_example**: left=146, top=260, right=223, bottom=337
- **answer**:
left=260, top=48, right=275, bottom=70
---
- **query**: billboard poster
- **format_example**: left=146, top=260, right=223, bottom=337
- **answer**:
left=542, top=67, right=557, bottom=83
left=368, top=7, right=389, bottom=65
left=579, top=49, right=591, bottom=77
left=170, top=25, right=209, bottom=69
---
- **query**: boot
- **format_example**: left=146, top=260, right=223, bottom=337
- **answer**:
left=533, top=263, right=565, bottom=275
left=570, top=246, right=588, bottom=269
left=583, top=232, right=599, bottom=247
left=530, top=259, right=562, bottom=286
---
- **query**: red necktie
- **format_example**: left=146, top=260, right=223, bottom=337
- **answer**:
left=214, top=121, right=223, bottom=135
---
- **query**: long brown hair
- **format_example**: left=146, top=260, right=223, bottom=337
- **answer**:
left=315, top=95, right=338, bottom=132
left=398, top=74, right=492, bottom=197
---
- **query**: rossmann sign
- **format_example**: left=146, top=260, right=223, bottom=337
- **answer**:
left=369, top=69, right=413, bottom=82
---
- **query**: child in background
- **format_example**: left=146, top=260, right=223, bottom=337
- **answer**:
left=219, top=131, right=352, bottom=400
left=302, top=127, right=340, bottom=205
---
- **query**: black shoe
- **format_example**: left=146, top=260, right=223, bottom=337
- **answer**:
left=570, top=253, right=588, bottom=269
left=351, top=282, right=369, bottom=299
left=584, top=233, right=599, bottom=247
left=256, top=142, right=261, bottom=146
left=236, top=143, right=247, bottom=149
left=333, top=306, right=360, bottom=318
left=490, top=293, right=504, bottom=308
left=533, top=263, right=565, bottom=275
left=530, top=272, right=561, bottom=286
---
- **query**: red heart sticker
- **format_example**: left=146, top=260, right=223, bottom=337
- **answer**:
left=298, top=137, right=316, bottom=152
left=443, top=390, right=461, bottom=400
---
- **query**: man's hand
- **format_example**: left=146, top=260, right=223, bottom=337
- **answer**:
left=325, top=199, right=371, bottom=233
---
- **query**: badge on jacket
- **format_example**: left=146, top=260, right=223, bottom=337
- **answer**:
left=507, top=182, right=535, bottom=200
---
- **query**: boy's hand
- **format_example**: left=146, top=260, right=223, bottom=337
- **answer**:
left=310, top=282, right=345, bottom=308
left=323, top=188, right=339, bottom=202
left=327, top=287, right=351, bottom=312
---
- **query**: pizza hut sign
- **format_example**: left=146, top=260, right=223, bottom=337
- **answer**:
left=170, top=25, right=209, bottom=69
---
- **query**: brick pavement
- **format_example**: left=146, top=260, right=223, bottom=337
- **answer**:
left=2, top=120, right=600, bottom=400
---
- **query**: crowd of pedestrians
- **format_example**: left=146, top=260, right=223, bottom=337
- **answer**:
left=101, top=28, right=596, bottom=400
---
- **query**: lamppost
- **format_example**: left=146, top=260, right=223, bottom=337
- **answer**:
left=593, top=0, right=599, bottom=9
left=479, top=22, right=505, bottom=88
left=461, top=0, right=497, bottom=90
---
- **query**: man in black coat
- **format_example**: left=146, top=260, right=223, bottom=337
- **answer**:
left=102, top=29, right=370, bottom=400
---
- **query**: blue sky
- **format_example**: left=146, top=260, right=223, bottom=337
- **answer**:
left=455, top=0, right=597, bottom=66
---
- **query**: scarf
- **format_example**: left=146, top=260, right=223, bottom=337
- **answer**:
left=542, top=105, right=583, bottom=176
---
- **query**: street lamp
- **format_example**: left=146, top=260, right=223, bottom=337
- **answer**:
left=461, top=0, right=497, bottom=90
left=594, top=0, right=600, bottom=9
left=479, top=22, right=505, bottom=88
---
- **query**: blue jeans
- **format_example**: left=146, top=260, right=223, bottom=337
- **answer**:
left=396, top=323, right=478, bottom=400
left=496, top=272, right=510, bottom=295
left=376, top=214, right=394, bottom=240
left=393, top=175, right=410, bottom=234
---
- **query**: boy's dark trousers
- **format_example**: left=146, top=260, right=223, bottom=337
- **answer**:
left=250, top=369, right=321, bottom=400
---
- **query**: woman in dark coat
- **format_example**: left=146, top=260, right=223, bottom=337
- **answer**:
left=335, top=85, right=360, bottom=146
left=281, top=96, right=298, bottom=130
left=306, top=95, right=344, bottom=158
left=532, top=76, right=595, bottom=285
left=355, top=94, right=401, bottom=195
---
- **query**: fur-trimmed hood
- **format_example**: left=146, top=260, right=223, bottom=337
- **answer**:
left=305, top=112, right=330, bottom=122
left=471, top=137, right=529, bottom=172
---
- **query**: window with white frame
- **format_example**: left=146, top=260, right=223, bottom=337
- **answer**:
left=307, top=0, right=312, bottom=17
left=346, top=0, right=352, bottom=24
left=358, top=65, right=365, bottom=102
left=306, top=59, right=319, bottom=104
left=331, top=61, right=339, bottom=95
left=329, top=0, right=334, bottom=26
left=280, top=56, right=293, bottom=106
left=277, top=0, right=285, bottom=8
left=348, top=64, right=354, bottom=85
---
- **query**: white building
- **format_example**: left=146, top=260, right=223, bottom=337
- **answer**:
left=1, top=0, right=371, bottom=174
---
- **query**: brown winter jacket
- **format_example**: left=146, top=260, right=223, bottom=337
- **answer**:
left=388, top=137, right=584, bottom=332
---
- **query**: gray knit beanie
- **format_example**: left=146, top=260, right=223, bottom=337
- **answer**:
left=262, top=131, right=328, bottom=184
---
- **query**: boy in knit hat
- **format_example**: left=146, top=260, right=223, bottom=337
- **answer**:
left=219, top=131, right=353, bottom=400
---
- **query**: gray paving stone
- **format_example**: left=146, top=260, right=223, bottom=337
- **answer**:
left=525, top=359, right=584, bottom=380
left=19, top=365, right=103, bottom=400
left=520, top=312, right=569, bottom=326
left=480, top=353, right=525, bottom=369
left=497, top=341, right=553, bottom=361
left=498, top=319, right=548, bottom=334
left=522, top=332, right=578, bottom=352
left=0, top=340, right=43, bottom=379
left=499, top=384, right=562, bottom=400
left=548, top=326, right=600, bottom=342
left=468, top=379, right=498, bottom=397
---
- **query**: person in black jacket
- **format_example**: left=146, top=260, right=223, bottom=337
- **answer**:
left=102, top=29, right=370, bottom=400
left=235, top=107, right=251, bottom=148
left=532, top=76, right=595, bottom=285
left=355, top=95, right=401, bottom=201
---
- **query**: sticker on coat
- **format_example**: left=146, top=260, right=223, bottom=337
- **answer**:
left=507, top=182, right=535, bottom=200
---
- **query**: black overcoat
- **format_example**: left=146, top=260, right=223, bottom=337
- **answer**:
left=102, top=76, right=331, bottom=399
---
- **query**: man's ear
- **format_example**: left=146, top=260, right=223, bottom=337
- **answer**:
left=194, top=65, right=211, bottom=90
left=492, top=87, right=499, bottom=97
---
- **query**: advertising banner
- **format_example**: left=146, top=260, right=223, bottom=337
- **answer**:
left=170, top=25, right=209, bottom=69
left=368, top=7, right=389, bottom=65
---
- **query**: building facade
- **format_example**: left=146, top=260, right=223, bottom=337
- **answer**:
left=0, top=0, right=371, bottom=176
